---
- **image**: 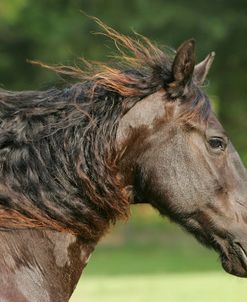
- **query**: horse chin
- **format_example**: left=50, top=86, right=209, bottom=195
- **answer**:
left=220, top=242, right=247, bottom=278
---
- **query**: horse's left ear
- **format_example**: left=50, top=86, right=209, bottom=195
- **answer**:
left=171, top=39, right=196, bottom=90
left=193, top=52, right=215, bottom=85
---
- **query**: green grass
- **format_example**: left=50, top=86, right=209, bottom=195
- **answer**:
left=69, top=210, right=247, bottom=301
left=71, top=273, right=247, bottom=302
left=69, top=242, right=247, bottom=302
left=81, top=244, right=219, bottom=276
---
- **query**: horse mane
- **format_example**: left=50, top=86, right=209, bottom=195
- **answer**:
left=0, top=19, right=209, bottom=242
left=30, top=18, right=173, bottom=98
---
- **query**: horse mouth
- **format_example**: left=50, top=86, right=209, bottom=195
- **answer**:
left=220, top=241, right=247, bottom=277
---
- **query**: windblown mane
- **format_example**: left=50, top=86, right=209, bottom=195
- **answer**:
left=0, top=19, right=208, bottom=242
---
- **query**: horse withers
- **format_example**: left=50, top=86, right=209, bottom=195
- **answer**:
left=0, top=21, right=246, bottom=301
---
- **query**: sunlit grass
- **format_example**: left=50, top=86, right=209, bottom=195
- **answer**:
left=70, top=209, right=247, bottom=301
left=71, top=273, right=247, bottom=302
left=69, top=242, right=233, bottom=302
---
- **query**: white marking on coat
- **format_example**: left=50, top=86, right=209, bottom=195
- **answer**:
left=15, top=265, right=50, bottom=302
left=46, top=231, right=76, bottom=268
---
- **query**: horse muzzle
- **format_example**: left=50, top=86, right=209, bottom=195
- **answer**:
left=221, top=240, right=247, bottom=277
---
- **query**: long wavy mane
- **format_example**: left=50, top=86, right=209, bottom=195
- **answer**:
left=0, top=19, right=207, bottom=242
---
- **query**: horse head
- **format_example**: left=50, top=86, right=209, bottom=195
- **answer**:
left=117, top=40, right=247, bottom=277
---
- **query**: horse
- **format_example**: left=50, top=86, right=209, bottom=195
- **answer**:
left=0, top=20, right=247, bottom=301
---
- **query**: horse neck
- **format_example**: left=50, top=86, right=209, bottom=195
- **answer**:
left=0, top=229, right=95, bottom=302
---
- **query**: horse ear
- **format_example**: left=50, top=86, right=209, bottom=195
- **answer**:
left=193, top=52, right=215, bottom=85
left=171, top=39, right=196, bottom=89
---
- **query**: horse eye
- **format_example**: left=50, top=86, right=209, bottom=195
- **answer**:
left=208, top=137, right=226, bottom=151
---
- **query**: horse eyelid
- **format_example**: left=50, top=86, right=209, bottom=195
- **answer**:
left=208, top=136, right=227, bottom=152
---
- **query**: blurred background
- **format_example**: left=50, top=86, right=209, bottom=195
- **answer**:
left=0, top=0, right=247, bottom=301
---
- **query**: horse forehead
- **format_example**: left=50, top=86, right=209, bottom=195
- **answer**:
left=117, top=90, right=166, bottom=144
left=207, top=112, right=224, bottom=130
left=123, top=90, right=165, bottom=126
